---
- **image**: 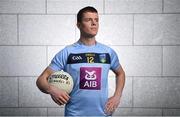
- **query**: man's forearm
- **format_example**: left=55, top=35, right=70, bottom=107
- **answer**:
left=114, top=70, right=125, bottom=97
left=36, top=75, right=51, bottom=94
left=36, top=67, right=54, bottom=94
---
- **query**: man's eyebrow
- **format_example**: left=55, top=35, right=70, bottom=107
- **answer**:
left=84, top=17, right=98, bottom=19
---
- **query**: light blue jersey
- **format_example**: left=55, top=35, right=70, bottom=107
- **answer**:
left=49, top=41, right=120, bottom=116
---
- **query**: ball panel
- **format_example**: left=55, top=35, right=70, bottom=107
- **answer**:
left=48, top=71, right=74, bottom=94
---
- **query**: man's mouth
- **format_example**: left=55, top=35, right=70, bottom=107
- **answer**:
left=91, top=28, right=97, bottom=30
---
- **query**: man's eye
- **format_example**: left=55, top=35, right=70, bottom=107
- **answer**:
left=87, top=19, right=91, bottom=21
left=95, top=19, right=99, bottom=22
left=84, top=18, right=90, bottom=21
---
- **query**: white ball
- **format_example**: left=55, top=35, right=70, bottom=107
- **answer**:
left=48, top=71, right=74, bottom=94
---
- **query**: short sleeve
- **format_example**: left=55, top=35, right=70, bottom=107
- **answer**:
left=48, top=48, right=68, bottom=72
left=110, top=48, right=121, bottom=71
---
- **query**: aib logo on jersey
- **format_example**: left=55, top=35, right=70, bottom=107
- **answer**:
left=85, top=70, right=97, bottom=80
left=80, top=67, right=101, bottom=90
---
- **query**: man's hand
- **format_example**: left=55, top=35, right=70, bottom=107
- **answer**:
left=105, top=66, right=125, bottom=115
left=105, top=95, right=121, bottom=115
left=36, top=67, right=71, bottom=106
left=48, top=85, right=70, bottom=106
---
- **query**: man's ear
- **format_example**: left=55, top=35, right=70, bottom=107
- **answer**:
left=77, top=22, right=81, bottom=29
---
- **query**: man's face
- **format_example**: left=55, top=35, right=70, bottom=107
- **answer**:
left=78, top=12, right=99, bottom=38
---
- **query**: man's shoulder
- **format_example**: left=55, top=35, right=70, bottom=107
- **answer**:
left=97, top=42, right=113, bottom=51
left=63, top=42, right=78, bottom=50
left=97, top=42, right=107, bottom=47
left=97, top=42, right=119, bottom=56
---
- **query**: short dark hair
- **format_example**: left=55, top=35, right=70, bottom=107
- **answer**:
left=77, top=6, right=98, bottom=23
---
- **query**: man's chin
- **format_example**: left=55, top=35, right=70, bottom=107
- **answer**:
left=86, top=34, right=97, bottom=38
left=90, top=32, right=98, bottom=37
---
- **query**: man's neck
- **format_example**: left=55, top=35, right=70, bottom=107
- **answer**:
left=79, top=36, right=96, bottom=46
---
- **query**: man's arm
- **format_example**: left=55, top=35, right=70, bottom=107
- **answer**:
left=36, top=67, right=70, bottom=105
left=105, top=66, right=125, bottom=114
left=36, top=67, right=54, bottom=94
left=113, top=66, right=125, bottom=97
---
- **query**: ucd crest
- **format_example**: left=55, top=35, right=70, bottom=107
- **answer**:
left=99, top=54, right=106, bottom=63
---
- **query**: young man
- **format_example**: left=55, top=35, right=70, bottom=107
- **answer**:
left=36, top=6, right=125, bottom=116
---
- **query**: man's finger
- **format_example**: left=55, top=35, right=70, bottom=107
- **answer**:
left=62, top=94, right=70, bottom=102
left=51, top=96, right=63, bottom=106
left=59, top=96, right=68, bottom=104
left=57, top=97, right=64, bottom=105
left=65, top=93, right=71, bottom=98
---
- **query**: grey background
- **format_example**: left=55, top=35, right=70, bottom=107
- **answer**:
left=0, top=0, right=180, bottom=116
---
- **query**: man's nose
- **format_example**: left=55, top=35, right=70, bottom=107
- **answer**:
left=91, top=20, right=96, bottom=25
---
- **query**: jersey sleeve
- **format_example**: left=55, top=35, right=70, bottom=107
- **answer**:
left=48, top=48, right=68, bottom=72
left=110, top=48, right=121, bottom=71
